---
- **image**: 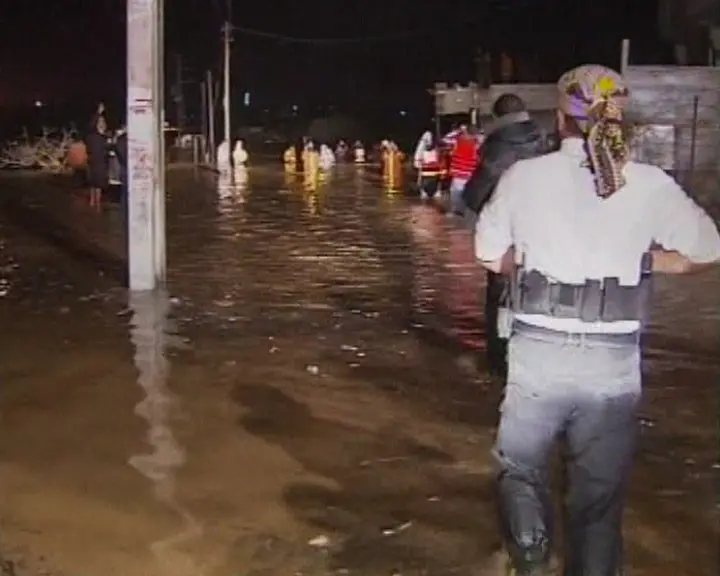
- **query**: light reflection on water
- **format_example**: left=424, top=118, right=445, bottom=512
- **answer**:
left=128, top=290, right=203, bottom=576
left=0, top=165, right=717, bottom=575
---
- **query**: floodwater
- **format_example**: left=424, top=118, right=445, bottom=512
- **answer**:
left=0, top=165, right=717, bottom=576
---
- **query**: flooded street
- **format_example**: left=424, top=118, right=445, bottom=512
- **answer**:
left=0, top=165, right=717, bottom=576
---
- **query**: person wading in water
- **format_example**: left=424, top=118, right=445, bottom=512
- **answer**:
left=474, top=64, right=720, bottom=575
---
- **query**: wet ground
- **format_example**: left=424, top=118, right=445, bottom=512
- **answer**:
left=0, top=165, right=717, bottom=576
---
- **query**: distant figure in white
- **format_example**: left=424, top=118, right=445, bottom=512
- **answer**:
left=319, top=144, right=335, bottom=171
left=413, top=131, right=433, bottom=168
left=353, top=140, right=366, bottom=164
left=232, top=139, right=248, bottom=167
left=335, top=140, right=348, bottom=161
left=233, top=140, right=249, bottom=193
left=216, top=139, right=231, bottom=174
left=413, top=130, right=442, bottom=200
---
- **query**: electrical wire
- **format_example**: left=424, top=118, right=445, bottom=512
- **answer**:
left=227, top=15, right=478, bottom=44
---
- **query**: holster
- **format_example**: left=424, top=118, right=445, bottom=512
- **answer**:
left=510, top=253, right=653, bottom=323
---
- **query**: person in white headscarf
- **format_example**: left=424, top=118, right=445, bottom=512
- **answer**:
left=335, top=140, right=348, bottom=161
left=232, top=139, right=248, bottom=167
left=353, top=140, right=366, bottom=164
left=216, top=139, right=230, bottom=174
left=319, top=144, right=335, bottom=171
left=413, top=131, right=441, bottom=200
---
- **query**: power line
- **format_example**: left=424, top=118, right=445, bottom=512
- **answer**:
left=228, top=17, right=478, bottom=45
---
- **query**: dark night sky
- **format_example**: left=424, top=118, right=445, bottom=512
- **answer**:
left=0, top=0, right=666, bottom=109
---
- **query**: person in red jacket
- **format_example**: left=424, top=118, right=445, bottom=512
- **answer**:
left=447, top=125, right=480, bottom=216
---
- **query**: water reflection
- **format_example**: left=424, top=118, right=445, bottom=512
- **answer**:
left=233, top=166, right=248, bottom=195
left=127, top=290, right=203, bottom=575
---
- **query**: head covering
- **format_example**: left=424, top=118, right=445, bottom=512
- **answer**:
left=557, top=64, right=630, bottom=197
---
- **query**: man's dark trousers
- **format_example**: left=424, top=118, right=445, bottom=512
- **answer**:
left=485, top=270, right=508, bottom=377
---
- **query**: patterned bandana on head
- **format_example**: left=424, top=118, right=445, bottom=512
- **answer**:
left=557, top=64, right=631, bottom=197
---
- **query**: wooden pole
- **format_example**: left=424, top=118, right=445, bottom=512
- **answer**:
left=200, top=80, right=207, bottom=162
left=207, top=70, right=216, bottom=166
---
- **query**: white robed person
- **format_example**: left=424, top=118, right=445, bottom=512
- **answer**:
left=319, top=144, right=335, bottom=171
left=216, top=139, right=231, bottom=174
left=353, top=140, right=366, bottom=164
left=232, top=140, right=249, bottom=191
left=412, top=130, right=442, bottom=199
left=232, top=139, right=248, bottom=167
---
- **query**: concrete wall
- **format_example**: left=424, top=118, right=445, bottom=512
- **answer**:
left=436, top=66, right=720, bottom=175
left=624, top=65, right=720, bottom=172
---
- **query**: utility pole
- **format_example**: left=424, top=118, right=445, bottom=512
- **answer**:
left=126, top=0, right=165, bottom=291
left=173, top=53, right=187, bottom=133
left=200, top=79, right=207, bottom=162
left=207, top=69, right=216, bottom=166
left=222, top=21, right=232, bottom=171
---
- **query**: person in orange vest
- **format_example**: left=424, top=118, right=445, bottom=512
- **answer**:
left=283, top=145, right=296, bottom=172
left=302, top=140, right=320, bottom=191
left=413, top=131, right=441, bottom=200
left=383, top=141, right=404, bottom=192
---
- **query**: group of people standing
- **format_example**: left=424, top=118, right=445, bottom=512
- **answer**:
left=412, top=125, right=482, bottom=209
left=282, top=138, right=368, bottom=191
left=465, top=63, right=720, bottom=575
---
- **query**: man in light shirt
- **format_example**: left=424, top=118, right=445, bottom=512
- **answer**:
left=474, top=64, right=720, bottom=575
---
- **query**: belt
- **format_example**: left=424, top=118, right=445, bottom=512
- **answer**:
left=510, top=256, right=653, bottom=323
left=514, top=321, right=640, bottom=345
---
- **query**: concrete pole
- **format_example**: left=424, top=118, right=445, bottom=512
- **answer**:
left=207, top=70, right=216, bottom=166
left=127, top=0, right=166, bottom=291
left=620, top=38, right=630, bottom=76
left=222, top=21, right=232, bottom=171
left=200, top=80, right=207, bottom=162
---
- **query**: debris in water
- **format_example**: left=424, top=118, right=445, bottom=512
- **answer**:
left=381, top=521, right=412, bottom=536
left=359, top=456, right=411, bottom=467
left=308, top=534, right=330, bottom=548
left=306, top=364, right=320, bottom=375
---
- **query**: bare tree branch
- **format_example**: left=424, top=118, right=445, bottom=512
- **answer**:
left=0, top=126, right=79, bottom=173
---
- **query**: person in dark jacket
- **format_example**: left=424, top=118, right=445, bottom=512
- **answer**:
left=463, top=93, right=549, bottom=379
left=85, top=113, right=109, bottom=209
left=114, top=125, right=128, bottom=240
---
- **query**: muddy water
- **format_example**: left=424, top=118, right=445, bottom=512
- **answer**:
left=0, top=166, right=717, bottom=575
